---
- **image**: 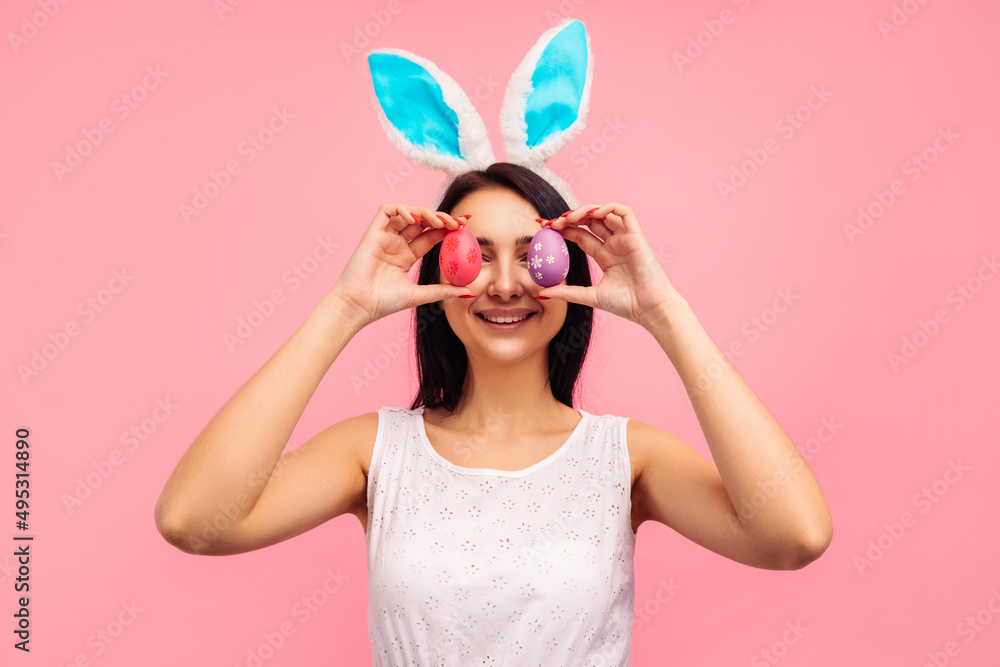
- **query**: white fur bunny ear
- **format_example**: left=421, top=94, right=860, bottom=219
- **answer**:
left=367, top=48, right=496, bottom=202
left=499, top=18, right=593, bottom=208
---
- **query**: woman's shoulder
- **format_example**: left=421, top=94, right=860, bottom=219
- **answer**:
left=323, top=408, right=412, bottom=478
left=577, top=407, right=643, bottom=484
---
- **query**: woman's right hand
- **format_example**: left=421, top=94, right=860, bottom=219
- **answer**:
left=324, top=204, right=473, bottom=328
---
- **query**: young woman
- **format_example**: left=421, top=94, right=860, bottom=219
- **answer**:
left=154, top=162, right=832, bottom=666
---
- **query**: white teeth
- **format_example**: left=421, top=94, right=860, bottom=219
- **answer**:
left=483, top=314, right=528, bottom=324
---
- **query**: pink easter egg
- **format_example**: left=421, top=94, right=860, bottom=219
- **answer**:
left=438, top=226, right=481, bottom=287
left=528, top=227, right=570, bottom=287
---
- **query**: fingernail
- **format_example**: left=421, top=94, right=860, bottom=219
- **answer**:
left=535, top=218, right=547, bottom=223
left=532, top=295, right=551, bottom=300
left=560, top=210, right=572, bottom=217
left=458, top=214, right=472, bottom=220
left=586, top=207, right=600, bottom=214
left=459, top=294, right=477, bottom=298
left=436, top=214, right=450, bottom=225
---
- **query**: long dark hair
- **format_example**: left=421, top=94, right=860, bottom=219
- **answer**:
left=409, top=162, right=594, bottom=413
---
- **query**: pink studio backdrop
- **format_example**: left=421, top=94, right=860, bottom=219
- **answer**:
left=3, top=0, right=998, bottom=665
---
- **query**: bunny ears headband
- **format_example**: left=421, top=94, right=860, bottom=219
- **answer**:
left=365, top=18, right=593, bottom=209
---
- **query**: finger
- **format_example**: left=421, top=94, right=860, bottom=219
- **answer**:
left=407, top=227, right=450, bottom=258
left=535, top=283, right=599, bottom=309
left=411, top=283, right=474, bottom=307
left=564, top=203, right=604, bottom=225
left=573, top=202, right=626, bottom=233
left=558, top=225, right=605, bottom=257
left=434, top=212, right=464, bottom=231
left=408, top=205, right=443, bottom=231
left=378, top=204, right=420, bottom=233
left=399, top=221, right=426, bottom=243
left=555, top=215, right=613, bottom=242
left=555, top=204, right=613, bottom=238
left=597, top=202, right=638, bottom=233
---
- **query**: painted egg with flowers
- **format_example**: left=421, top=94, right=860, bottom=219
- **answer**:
left=527, top=227, right=570, bottom=287
left=438, top=226, right=481, bottom=287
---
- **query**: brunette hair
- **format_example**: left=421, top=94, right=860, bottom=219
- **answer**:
left=409, top=162, right=593, bottom=412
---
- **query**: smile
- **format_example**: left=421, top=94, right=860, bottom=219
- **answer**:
left=476, top=312, right=537, bottom=326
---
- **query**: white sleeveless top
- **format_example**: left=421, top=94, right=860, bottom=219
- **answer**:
left=365, top=405, right=637, bottom=666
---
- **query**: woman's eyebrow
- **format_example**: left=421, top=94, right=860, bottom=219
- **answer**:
left=476, top=235, right=535, bottom=247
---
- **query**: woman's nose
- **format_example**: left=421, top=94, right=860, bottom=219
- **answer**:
left=484, top=256, right=525, bottom=297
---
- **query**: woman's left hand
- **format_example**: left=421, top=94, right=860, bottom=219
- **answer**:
left=537, top=202, right=685, bottom=329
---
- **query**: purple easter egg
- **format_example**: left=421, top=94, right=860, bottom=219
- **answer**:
left=528, top=227, right=570, bottom=287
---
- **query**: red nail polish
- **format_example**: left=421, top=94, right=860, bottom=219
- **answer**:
left=586, top=207, right=600, bottom=214
left=532, top=295, right=550, bottom=300
left=560, top=210, right=572, bottom=217
left=459, top=214, right=472, bottom=219
left=535, top=218, right=547, bottom=223
left=436, top=214, right=450, bottom=225
left=459, top=294, right=477, bottom=298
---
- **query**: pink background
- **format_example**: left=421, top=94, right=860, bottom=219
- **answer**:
left=3, top=0, right=999, bottom=664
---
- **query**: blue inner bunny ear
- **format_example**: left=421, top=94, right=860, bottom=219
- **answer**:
left=368, top=52, right=462, bottom=158
left=524, top=20, right=588, bottom=149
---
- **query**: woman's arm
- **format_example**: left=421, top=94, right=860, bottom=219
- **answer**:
left=640, top=298, right=833, bottom=567
left=153, top=203, right=471, bottom=554
left=538, top=202, right=832, bottom=568
left=153, top=293, right=366, bottom=552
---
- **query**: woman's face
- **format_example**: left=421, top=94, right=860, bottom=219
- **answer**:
left=440, top=187, right=569, bottom=364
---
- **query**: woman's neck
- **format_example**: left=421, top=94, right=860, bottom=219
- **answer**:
left=430, top=351, right=576, bottom=435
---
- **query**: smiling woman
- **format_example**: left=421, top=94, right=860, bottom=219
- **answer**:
left=154, top=16, right=831, bottom=667
left=411, top=163, right=593, bottom=414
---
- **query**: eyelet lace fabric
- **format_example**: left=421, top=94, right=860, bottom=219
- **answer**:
left=366, top=406, right=636, bottom=666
